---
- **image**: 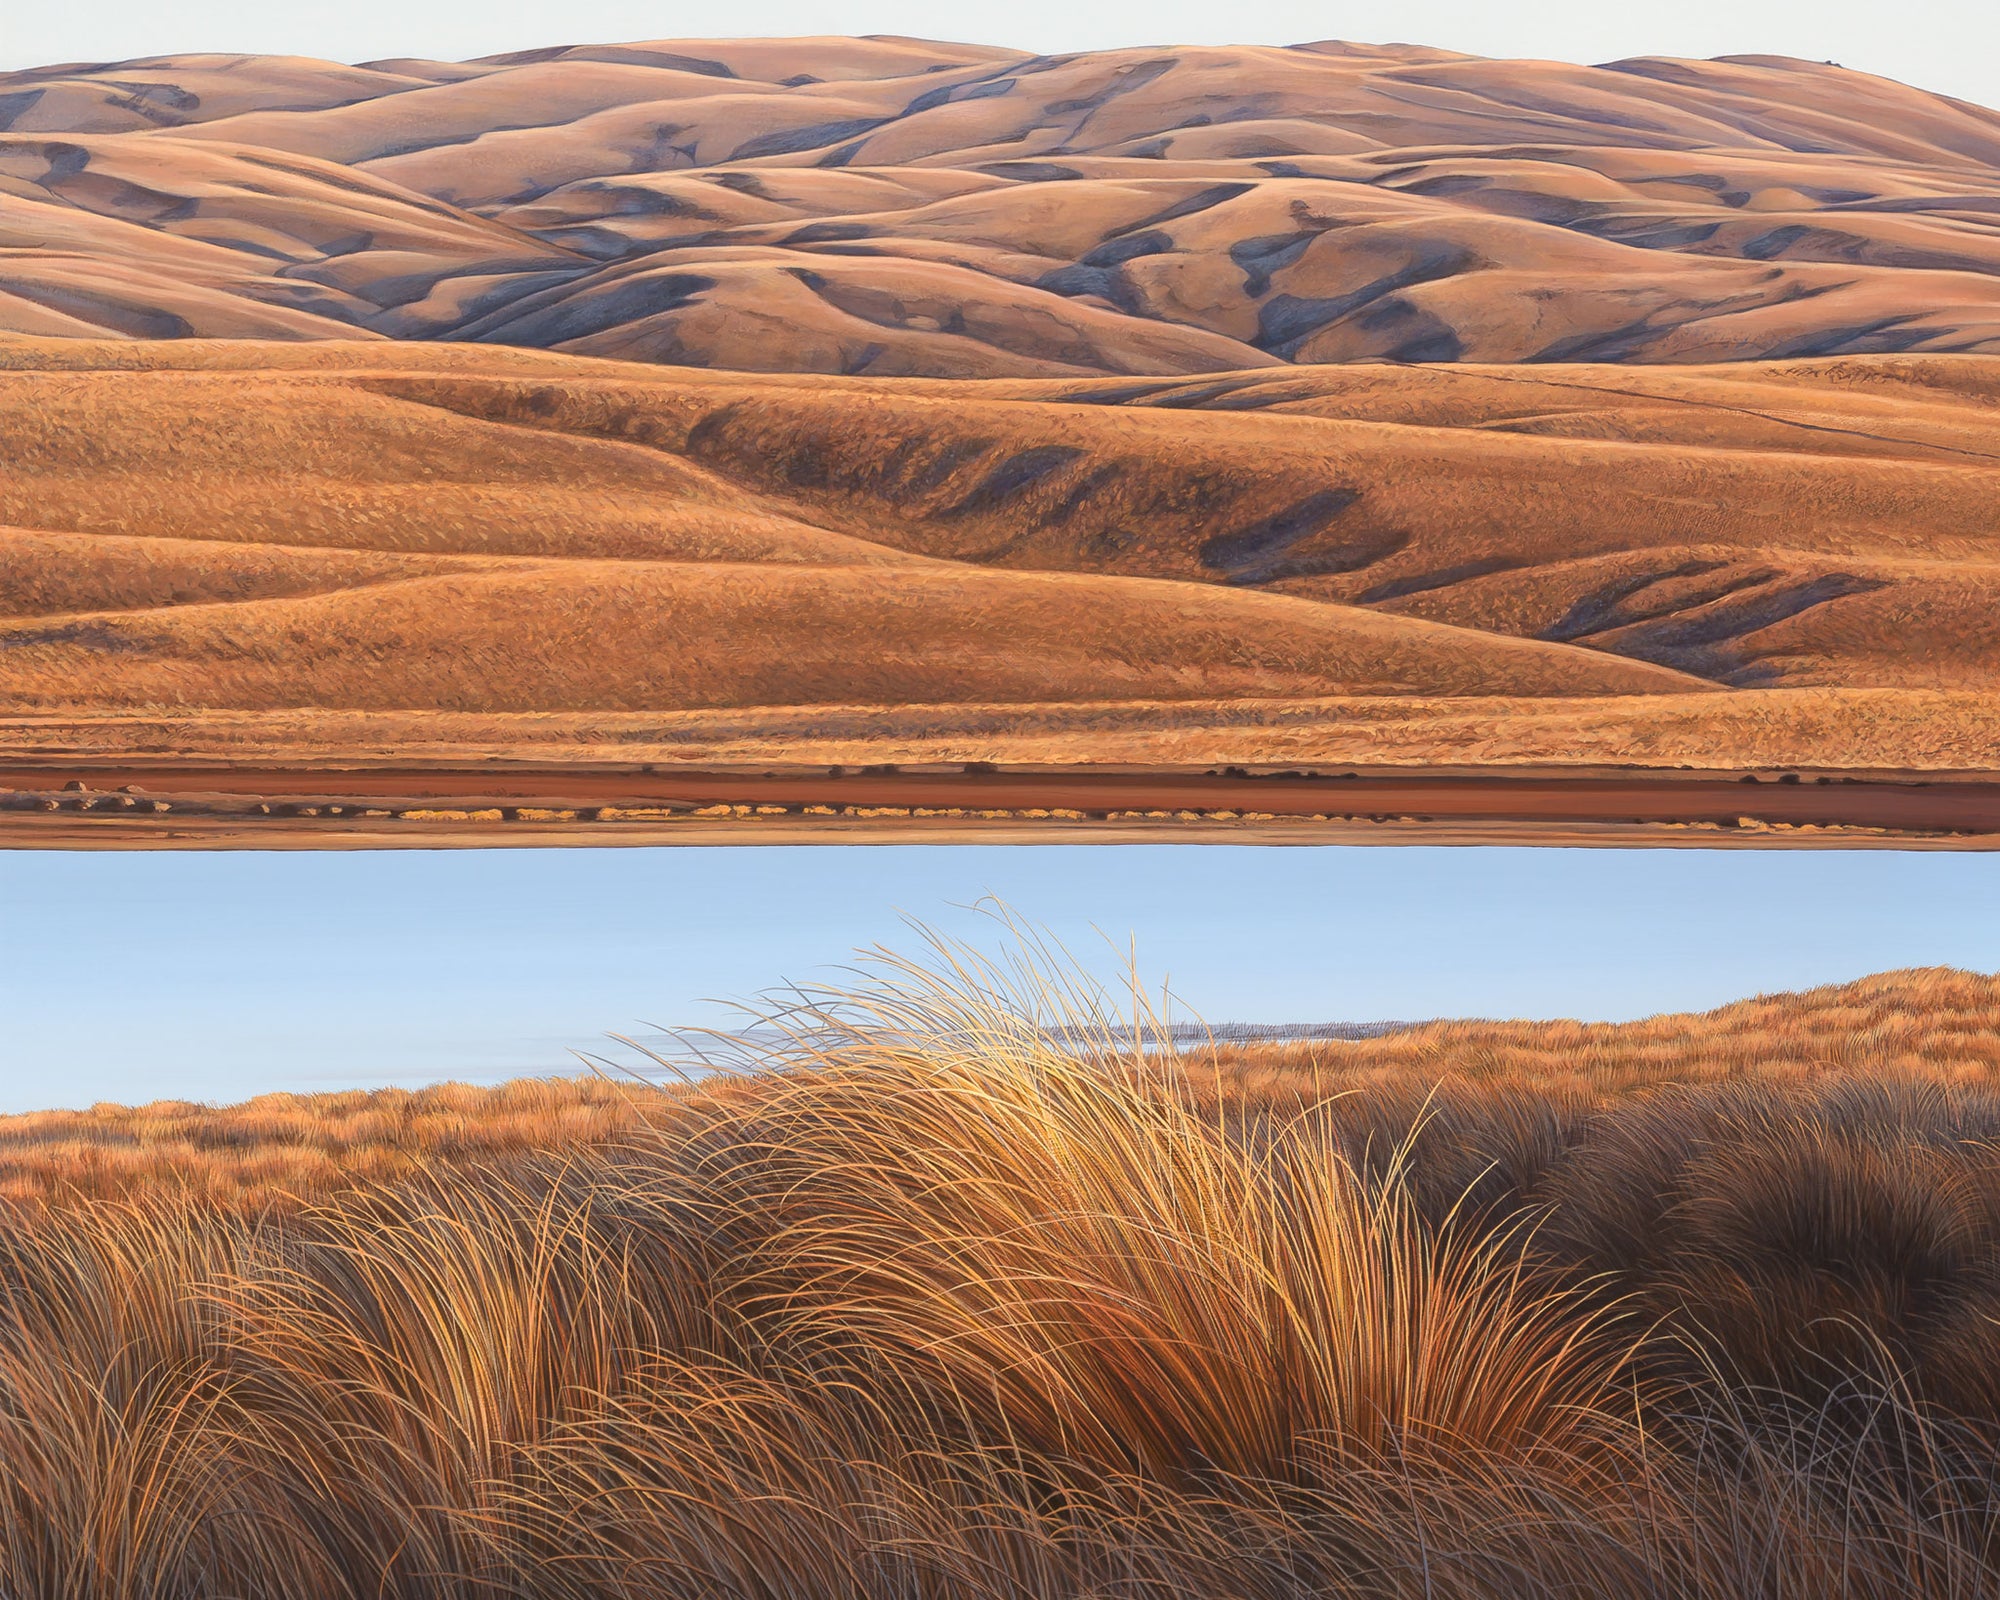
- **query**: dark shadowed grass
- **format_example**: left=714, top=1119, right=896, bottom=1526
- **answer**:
left=4, top=941, right=2000, bottom=1595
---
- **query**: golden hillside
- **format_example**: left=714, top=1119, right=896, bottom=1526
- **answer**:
left=3, top=39, right=2000, bottom=373
left=4, top=342, right=2000, bottom=769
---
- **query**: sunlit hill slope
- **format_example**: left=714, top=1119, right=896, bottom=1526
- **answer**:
left=5, top=38, right=2000, bottom=768
left=6, top=38, right=2000, bottom=372
left=4, top=342, right=2000, bottom=768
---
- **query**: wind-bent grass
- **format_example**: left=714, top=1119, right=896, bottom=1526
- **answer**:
left=4, top=944, right=2000, bottom=1595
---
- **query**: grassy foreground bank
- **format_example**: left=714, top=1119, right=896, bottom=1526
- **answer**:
left=5, top=956, right=2000, bottom=1596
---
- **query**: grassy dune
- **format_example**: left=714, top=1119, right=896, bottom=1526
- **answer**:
left=7, top=959, right=2000, bottom=1594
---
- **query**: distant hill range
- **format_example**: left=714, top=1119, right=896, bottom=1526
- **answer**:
left=7, top=39, right=2000, bottom=777
left=5, top=37, right=2000, bottom=373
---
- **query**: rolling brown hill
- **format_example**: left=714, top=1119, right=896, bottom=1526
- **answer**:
left=4, top=38, right=2000, bottom=373
left=3, top=340, right=1999, bottom=773
left=5, top=38, right=2000, bottom=777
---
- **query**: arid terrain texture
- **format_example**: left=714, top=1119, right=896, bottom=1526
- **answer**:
left=5, top=38, right=2000, bottom=797
left=5, top=341, right=2000, bottom=803
left=9, top=961, right=2000, bottom=1595
left=7, top=39, right=2000, bottom=369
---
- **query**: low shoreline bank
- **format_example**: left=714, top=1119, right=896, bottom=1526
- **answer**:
left=5, top=760, right=1999, bottom=849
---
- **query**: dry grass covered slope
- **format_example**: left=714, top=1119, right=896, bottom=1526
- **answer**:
left=7, top=37, right=2000, bottom=770
left=3, top=342, right=1999, bottom=765
left=9, top=959, right=2000, bottom=1595
left=11, top=963, right=1998, bottom=1205
left=4, top=38, right=2000, bottom=373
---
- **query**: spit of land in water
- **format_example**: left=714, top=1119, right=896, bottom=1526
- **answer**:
left=4, top=760, right=1999, bottom=848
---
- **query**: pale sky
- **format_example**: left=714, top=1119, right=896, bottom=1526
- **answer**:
left=4, top=1, right=1997, bottom=109
left=6, top=846, right=2000, bottom=1112
left=4, top=1, right=1999, bottom=1112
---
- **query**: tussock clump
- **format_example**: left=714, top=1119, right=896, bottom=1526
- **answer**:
left=1540, top=1078, right=2000, bottom=1408
left=4, top=948, right=2000, bottom=1595
left=661, top=945, right=1629, bottom=1484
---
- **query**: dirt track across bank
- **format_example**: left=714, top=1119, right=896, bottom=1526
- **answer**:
left=4, top=763, right=2000, bottom=849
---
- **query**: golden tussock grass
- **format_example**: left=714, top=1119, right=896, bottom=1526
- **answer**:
left=1186, top=964, right=2000, bottom=1103
left=4, top=940, right=2000, bottom=1594
left=0, top=1077, right=671, bottom=1208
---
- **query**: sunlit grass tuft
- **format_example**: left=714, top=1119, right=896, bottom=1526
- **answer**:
left=4, top=940, right=2000, bottom=1594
